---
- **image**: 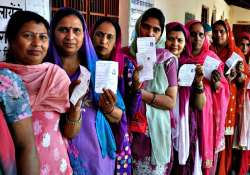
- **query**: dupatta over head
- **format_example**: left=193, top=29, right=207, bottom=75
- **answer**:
left=185, top=20, right=230, bottom=169
left=47, top=8, right=125, bottom=159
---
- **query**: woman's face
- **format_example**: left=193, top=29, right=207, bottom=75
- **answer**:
left=190, top=23, right=205, bottom=53
left=92, top=22, right=116, bottom=60
left=239, top=38, right=250, bottom=56
left=212, top=24, right=228, bottom=47
left=139, top=17, right=162, bottom=42
left=10, top=21, right=49, bottom=65
left=165, top=30, right=186, bottom=58
left=54, top=15, right=84, bottom=56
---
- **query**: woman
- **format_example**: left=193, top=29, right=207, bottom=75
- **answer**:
left=0, top=68, right=39, bottom=175
left=47, top=8, right=126, bottom=175
left=185, top=20, right=229, bottom=175
left=211, top=20, right=247, bottom=175
left=233, top=32, right=250, bottom=175
left=91, top=17, right=142, bottom=175
left=0, top=10, right=73, bottom=174
left=165, top=21, right=206, bottom=175
left=122, top=8, right=178, bottom=175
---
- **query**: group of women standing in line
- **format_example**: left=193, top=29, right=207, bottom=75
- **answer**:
left=0, top=6, right=249, bottom=175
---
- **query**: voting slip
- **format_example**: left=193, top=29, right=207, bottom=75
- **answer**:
left=203, top=56, right=221, bottom=80
left=137, top=37, right=157, bottom=62
left=178, top=64, right=196, bottom=86
left=225, top=52, right=243, bottom=75
left=136, top=52, right=154, bottom=82
left=70, top=65, right=91, bottom=106
left=95, top=61, right=118, bottom=93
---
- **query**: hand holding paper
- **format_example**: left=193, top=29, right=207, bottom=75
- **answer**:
left=178, top=64, right=196, bottom=86
left=225, top=52, right=243, bottom=75
left=136, top=52, right=154, bottom=82
left=70, top=65, right=91, bottom=106
left=95, top=61, right=118, bottom=93
left=203, top=56, right=221, bottom=80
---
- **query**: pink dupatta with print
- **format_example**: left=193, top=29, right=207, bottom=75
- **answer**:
left=185, top=20, right=230, bottom=168
left=0, top=62, right=70, bottom=113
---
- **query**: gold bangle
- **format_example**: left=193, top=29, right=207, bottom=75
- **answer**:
left=150, top=93, right=156, bottom=105
left=104, top=106, right=115, bottom=115
left=65, top=113, right=82, bottom=125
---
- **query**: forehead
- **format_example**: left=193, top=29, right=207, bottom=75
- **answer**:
left=19, top=21, right=48, bottom=33
left=95, top=22, right=116, bottom=34
left=141, top=17, right=160, bottom=27
left=57, top=15, right=83, bottom=27
left=214, top=24, right=226, bottom=31
left=190, top=23, right=204, bottom=32
left=241, top=38, right=250, bottom=43
left=167, top=30, right=185, bottom=39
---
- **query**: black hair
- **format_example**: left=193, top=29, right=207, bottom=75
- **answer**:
left=212, top=20, right=227, bottom=33
left=166, top=24, right=187, bottom=38
left=6, top=10, right=49, bottom=43
left=50, top=7, right=85, bottom=41
left=91, top=17, right=121, bottom=42
left=141, top=8, right=165, bottom=35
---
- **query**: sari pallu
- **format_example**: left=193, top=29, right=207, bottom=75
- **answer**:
left=183, top=20, right=230, bottom=174
left=0, top=62, right=72, bottom=174
left=210, top=20, right=247, bottom=175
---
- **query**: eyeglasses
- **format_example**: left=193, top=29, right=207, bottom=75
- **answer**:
left=22, top=32, right=48, bottom=42
left=94, top=31, right=115, bottom=42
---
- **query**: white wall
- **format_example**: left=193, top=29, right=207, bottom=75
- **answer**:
left=154, top=0, right=230, bottom=24
left=230, top=5, right=250, bottom=24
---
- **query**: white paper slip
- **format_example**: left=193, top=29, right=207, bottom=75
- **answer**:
left=137, top=37, right=157, bottom=62
left=178, top=64, right=196, bottom=86
left=70, top=65, right=91, bottom=106
left=247, top=82, right=250, bottom=90
left=225, top=52, right=243, bottom=75
left=95, top=61, right=118, bottom=93
left=136, top=52, right=154, bottom=82
left=203, top=56, right=221, bottom=80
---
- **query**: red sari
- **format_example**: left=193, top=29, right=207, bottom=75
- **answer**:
left=210, top=20, right=246, bottom=175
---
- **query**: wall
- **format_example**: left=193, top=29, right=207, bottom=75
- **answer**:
left=230, top=5, right=250, bottom=24
left=119, top=1, right=130, bottom=46
left=119, top=0, right=250, bottom=46
left=154, top=0, right=231, bottom=24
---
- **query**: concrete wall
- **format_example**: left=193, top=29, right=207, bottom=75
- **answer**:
left=119, top=0, right=130, bottom=46
left=154, top=0, right=231, bottom=24
left=230, top=5, right=250, bottom=24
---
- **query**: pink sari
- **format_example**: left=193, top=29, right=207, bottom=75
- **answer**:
left=185, top=20, right=230, bottom=173
left=0, top=62, right=72, bottom=174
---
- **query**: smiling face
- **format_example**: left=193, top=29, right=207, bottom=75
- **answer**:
left=92, top=22, right=116, bottom=60
left=165, top=30, right=186, bottom=58
left=9, top=21, right=49, bottom=65
left=54, top=15, right=84, bottom=57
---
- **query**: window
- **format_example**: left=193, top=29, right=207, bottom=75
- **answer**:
left=201, top=5, right=209, bottom=24
left=52, top=0, right=119, bottom=30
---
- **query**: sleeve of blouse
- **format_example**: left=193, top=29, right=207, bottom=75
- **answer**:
left=0, top=69, right=32, bottom=124
left=123, top=58, right=142, bottom=117
left=164, top=57, right=178, bottom=87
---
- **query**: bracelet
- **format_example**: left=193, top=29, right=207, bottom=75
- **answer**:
left=65, top=113, right=82, bottom=125
left=193, top=85, right=204, bottom=94
left=104, top=106, right=115, bottom=115
left=150, top=93, right=156, bottom=105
